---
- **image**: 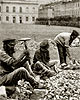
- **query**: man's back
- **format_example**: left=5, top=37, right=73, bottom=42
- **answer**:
left=54, top=32, right=71, bottom=46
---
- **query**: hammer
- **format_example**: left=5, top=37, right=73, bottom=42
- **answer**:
left=18, top=38, right=31, bottom=65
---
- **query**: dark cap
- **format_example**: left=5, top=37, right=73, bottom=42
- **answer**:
left=3, top=38, right=16, bottom=44
left=72, top=30, right=79, bottom=37
left=40, top=39, right=49, bottom=49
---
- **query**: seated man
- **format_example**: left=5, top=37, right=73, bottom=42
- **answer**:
left=32, top=39, right=56, bottom=78
left=0, top=38, right=39, bottom=91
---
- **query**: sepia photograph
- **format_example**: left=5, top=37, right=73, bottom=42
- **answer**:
left=0, top=0, right=80, bottom=100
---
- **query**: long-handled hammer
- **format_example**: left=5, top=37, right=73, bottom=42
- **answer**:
left=18, top=38, right=31, bottom=65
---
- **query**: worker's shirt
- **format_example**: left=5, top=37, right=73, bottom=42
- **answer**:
left=0, top=49, right=16, bottom=85
left=33, top=49, right=50, bottom=65
left=0, top=50, right=15, bottom=75
left=0, top=49, right=30, bottom=85
left=54, top=32, right=71, bottom=48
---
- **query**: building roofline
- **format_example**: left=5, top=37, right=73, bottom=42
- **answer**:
left=0, top=0, right=38, bottom=5
left=42, top=0, right=80, bottom=6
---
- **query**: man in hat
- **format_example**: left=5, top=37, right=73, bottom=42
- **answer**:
left=0, top=38, right=40, bottom=91
left=51, top=30, right=79, bottom=68
left=32, top=39, right=56, bottom=78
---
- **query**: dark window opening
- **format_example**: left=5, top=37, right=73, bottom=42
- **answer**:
left=6, top=6, right=9, bottom=12
left=26, top=17, right=28, bottom=21
left=20, top=7, right=22, bottom=13
left=13, top=17, right=16, bottom=23
left=20, top=17, right=22, bottom=23
left=32, top=17, right=35, bottom=21
left=0, top=16, right=1, bottom=21
left=13, top=7, right=16, bottom=12
left=0, top=6, right=1, bottom=12
left=6, top=16, right=9, bottom=21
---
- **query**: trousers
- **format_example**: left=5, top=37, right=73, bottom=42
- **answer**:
left=57, top=43, right=67, bottom=64
left=3, top=67, right=36, bottom=87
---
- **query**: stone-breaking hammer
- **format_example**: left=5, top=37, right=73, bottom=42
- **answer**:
left=18, top=38, right=31, bottom=65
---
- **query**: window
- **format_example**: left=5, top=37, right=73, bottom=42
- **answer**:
left=0, top=6, right=1, bottom=12
left=19, top=17, right=22, bottom=23
left=32, top=17, right=35, bottom=21
left=33, top=7, right=35, bottom=10
left=26, top=7, right=28, bottom=9
left=6, top=6, right=9, bottom=12
left=32, top=7, right=35, bottom=12
left=6, top=16, right=9, bottom=21
left=26, top=17, right=28, bottom=21
left=0, top=16, right=1, bottom=21
left=20, top=7, right=22, bottom=13
left=26, top=7, right=29, bottom=12
left=78, top=3, right=79, bottom=7
left=13, top=7, right=16, bottom=12
left=13, top=17, right=16, bottom=23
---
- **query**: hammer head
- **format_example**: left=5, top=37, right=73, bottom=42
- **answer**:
left=18, top=38, right=31, bottom=41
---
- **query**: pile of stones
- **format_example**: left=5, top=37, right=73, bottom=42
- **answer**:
left=8, top=69, right=80, bottom=100
left=41, top=70, right=80, bottom=100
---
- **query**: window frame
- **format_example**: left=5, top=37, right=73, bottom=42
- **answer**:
left=6, top=16, right=9, bottom=21
left=26, top=7, right=29, bottom=12
left=32, top=17, right=35, bottom=21
left=0, top=16, right=1, bottom=21
left=13, top=16, right=16, bottom=23
left=0, top=6, right=1, bottom=12
left=20, top=7, right=22, bottom=13
left=13, top=6, right=16, bottom=13
left=26, top=17, right=28, bottom=21
left=6, top=6, right=9, bottom=12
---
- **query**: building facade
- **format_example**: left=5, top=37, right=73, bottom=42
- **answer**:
left=54, top=0, right=80, bottom=17
left=0, top=0, right=38, bottom=24
left=38, top=0, right=80, bottom=19
left=38, top=4, right=53, bottom=18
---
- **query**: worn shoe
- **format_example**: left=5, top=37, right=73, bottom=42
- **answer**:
left=60, top=63, right=67, bottom=69
left=63, top=65, right=70, bottom=70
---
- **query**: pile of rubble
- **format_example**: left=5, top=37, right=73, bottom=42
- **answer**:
left=6, top=69, right=80, bottom=100
left=42, top=70, right=80, bottom=100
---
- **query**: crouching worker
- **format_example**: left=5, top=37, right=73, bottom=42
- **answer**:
left=0, top=38, right=40, bottom=96
left=32, top=39, right=56, bottom=79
